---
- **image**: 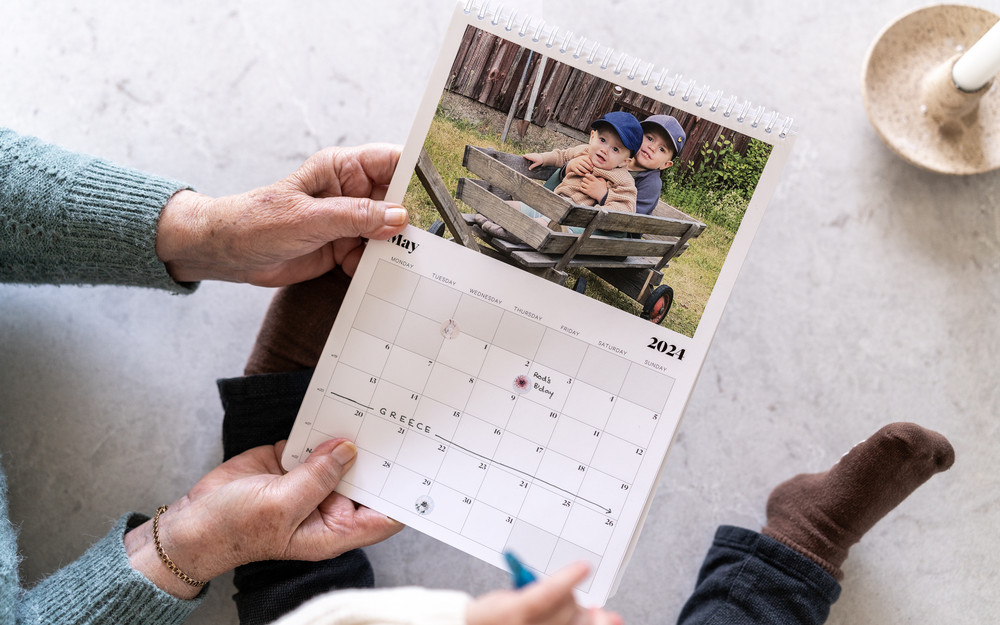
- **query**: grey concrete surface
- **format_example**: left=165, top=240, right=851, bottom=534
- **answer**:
left=1, top=1, right=998, bottom=623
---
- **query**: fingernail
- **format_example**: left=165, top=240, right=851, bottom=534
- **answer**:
left=384, top=206, right=407, bottom=226
left=330, top=440, right=357, bottom=464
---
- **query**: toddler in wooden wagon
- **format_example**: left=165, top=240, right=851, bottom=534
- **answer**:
left=476, top=111, right=643, bottom=241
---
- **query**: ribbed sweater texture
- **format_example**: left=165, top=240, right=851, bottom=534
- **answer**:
left=0, top=127, right=194, bottom=293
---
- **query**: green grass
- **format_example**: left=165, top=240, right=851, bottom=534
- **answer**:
left=405, top=109, right=740, bottom=338
left=566, top=226, right=732, bottom=338
left=403, top=113, right=543, bottom=229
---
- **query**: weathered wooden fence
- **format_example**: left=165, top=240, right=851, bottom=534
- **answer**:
left=446, top=25, right=753, bottom=173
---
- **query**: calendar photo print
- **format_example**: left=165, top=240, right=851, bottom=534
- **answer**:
left=399, top=19, right=782, bottom=338
left=282, top=2, right=794, bottom=606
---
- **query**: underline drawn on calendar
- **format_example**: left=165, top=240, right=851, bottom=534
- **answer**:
left=329, top=392, right=374, bottom=411
left=434, top=435, right=613, bottom=514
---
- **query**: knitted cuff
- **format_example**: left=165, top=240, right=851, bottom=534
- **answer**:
left=67, top=158, right=197, bottom=293
left=20, top=514, right=203, bottom=625
left=0, top=128, right=196, bottom=293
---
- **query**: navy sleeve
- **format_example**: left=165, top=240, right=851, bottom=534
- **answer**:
left=633, top=170, right=663, bottom=215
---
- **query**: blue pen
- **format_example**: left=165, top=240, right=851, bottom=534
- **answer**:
left=504, top=551, right=537, bottom=588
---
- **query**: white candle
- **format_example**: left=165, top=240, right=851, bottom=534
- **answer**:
left=952, top=20, right=1000, bottom=91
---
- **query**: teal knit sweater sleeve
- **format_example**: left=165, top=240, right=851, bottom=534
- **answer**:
left=1, top=467, right=202, bottom=625
left=17, top=515, right=203, bottom=625
left=0, top=127, right=196, bottom=293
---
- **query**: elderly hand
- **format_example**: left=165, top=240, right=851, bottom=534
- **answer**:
left=466, top=562, right=623, bottom=625
left=125, top=437, right=402, bottom=599
left=155, top=144, right=409, bottom=286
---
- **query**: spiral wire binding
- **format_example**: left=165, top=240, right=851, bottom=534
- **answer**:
left=587, top=42, right=600, bottom=65
left=547, top=27, right=559, bottom=48
left=669, top=75, right=683, bottom=97
left=627, top=58, right=640, bottom=80
left=641, top=64, right=654, bottom=86
left=559, top=31, right=572, bottom=54
left=505, top=11, right=517, bottom=31
left=695, top=86, right=709, bottom=108
left=518, top=16, right=530, bottom=37
left=462, top=0, right=793, bottom=138
left=682, top=81, right=695, bottom=102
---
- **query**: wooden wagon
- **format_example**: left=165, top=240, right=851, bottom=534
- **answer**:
left=415, top=145, right=706, bottom=325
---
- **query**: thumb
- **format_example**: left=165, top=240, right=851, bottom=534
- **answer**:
left=313, top=196, right=409, bottom=241
left=278, top=439, right=357, bottom=512
left=520, top=560, right=590, bottom=620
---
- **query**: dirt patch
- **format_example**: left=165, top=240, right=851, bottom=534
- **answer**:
left=437, top=91, right=581, bottom=153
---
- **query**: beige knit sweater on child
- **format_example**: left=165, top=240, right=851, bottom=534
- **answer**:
left=547, top=144, right=637, bottom=213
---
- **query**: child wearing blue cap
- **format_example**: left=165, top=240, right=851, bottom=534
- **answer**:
left=523, top=110, right=643, bottom=213
left=629, top=114, right=686, bottom=215
left=477, top=111, right=643, bottom=241
left=564, top=113, right=686, bottom=216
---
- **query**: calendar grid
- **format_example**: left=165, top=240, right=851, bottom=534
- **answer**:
left=285, top=257, right=679, bottom=599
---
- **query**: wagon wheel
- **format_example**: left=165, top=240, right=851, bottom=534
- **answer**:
left=641, top=285, right=674, bottom=325
left=427, top=220, right=447, bottom=237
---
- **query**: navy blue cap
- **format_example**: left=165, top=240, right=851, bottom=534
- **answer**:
left=641, top=115, right=686, bottom=156
left=590, top=111, right=643, bottom=157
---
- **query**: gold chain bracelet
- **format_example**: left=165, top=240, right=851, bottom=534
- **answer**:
left=152, top=505, right=208, bottom=588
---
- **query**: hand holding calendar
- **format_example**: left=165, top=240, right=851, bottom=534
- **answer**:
left=125, top=437, right=402, bottom=599
left=156, top=144, right=409, bottom=286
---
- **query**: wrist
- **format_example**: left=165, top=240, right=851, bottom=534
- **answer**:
left=124, top=504, right=223, bottom=600
left=155, top=189, right=219, bottom=283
